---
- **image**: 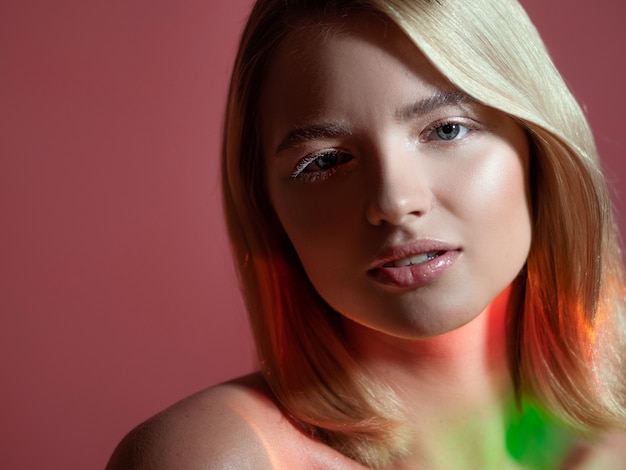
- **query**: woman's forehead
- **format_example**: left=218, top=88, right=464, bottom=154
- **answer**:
left=258, top=15, right=454, bottom=135
left=270, top=13, right=413, bottom=68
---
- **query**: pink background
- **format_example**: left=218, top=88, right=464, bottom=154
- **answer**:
left=1, top=1, right=624, bottom=468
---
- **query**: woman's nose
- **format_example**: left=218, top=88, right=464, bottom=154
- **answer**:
left=364, top=146, right=433, bottom=227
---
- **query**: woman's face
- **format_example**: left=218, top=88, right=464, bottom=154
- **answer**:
left=261, top=17, right=532, bottom=339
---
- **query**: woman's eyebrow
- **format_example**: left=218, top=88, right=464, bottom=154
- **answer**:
left=273, top=91, right=472, bottom=156
left=275, top=122, right=352, bottom=155
left=395, top=90, right=474, bottom=122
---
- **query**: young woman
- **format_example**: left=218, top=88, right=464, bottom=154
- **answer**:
left=107, top=0, right=626, bottom=468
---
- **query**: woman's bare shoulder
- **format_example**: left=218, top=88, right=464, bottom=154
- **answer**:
left=105, top=373, right=286, bottom=470
left=106, top=373, right=365, bottom=470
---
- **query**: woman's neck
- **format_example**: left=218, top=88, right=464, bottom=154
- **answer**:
left=343, top=286, right=524, bottom=469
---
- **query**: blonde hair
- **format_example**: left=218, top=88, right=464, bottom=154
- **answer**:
left=222, top=0, right=626, bottom=467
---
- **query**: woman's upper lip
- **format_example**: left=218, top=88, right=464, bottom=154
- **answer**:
left=369, top=240, right=461, bottom=270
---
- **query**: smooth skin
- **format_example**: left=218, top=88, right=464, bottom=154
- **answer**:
left=106, top=16, right=626, bottom=470
left=261, top=17, right=532, bottom=340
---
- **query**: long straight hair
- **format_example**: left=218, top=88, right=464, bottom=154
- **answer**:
left=222, top=0, right=626, bottom=467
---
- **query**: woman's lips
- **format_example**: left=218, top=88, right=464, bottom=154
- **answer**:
left=369, top=243, right=461, bottom=288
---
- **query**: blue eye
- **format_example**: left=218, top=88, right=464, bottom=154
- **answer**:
left=424, top=121, right=471, bottom=142
left=437, top=123, right=463, bottom=140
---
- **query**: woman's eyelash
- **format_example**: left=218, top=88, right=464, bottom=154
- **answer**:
left=290, top=149, right=351, bottom=180
left=289, top=119, right=476, bottom=181
left=290, top=153, right=323, bottom=179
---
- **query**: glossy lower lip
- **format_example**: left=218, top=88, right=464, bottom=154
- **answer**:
left=368, top=250, right=461, bottom=288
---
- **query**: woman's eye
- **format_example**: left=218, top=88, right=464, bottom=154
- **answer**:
left=424, top=121, right=470, bottom=142
left=312, top=151, right=340, bottom=170
left=292, top=150, right=352, bottom=180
